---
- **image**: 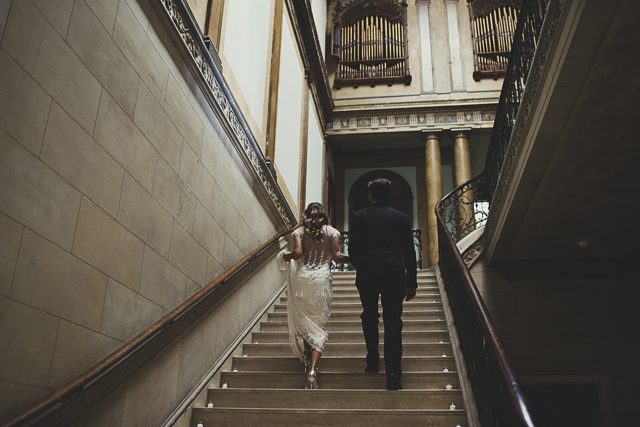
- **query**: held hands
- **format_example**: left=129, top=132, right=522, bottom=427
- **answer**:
left=283, top=251, right=294, bottom=263
left=405, top=287, right=416, bottom=301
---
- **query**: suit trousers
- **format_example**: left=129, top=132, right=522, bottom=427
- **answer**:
left=355, top=272, right=405, bottom=377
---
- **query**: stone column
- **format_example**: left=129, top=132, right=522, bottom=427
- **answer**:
left=424, top=130, right=443, bottom=266
left=453, top=130, right=474, bottom=235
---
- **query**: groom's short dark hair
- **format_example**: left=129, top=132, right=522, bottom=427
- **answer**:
left=368, top=178, right=391, bottom=202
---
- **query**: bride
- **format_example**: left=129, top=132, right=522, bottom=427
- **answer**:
left=278, top=202, right=349, bottom=389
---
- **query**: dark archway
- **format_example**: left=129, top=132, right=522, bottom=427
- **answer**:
left=348, top=170, right=413, bottom=226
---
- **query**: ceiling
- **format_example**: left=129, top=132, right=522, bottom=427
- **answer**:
left=489, top=0, right=640, bottom=261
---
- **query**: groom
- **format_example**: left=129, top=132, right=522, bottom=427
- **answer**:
left=349, top=178, right=417, bottom=390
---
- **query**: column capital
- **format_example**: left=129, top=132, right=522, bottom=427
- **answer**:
left=451, top=128, right=471, bottom=140
left=421, top=129, right=442, bottom=142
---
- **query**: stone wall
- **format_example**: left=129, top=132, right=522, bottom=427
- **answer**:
left=471, top=258, right=640, bottom=425
left=0, top=0, right=287, bottom=422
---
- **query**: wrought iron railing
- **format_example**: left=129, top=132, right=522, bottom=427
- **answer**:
left=439, top=174, right=491, bottom=241
left=333, top=229, right=423, bottom=271
left=435, top=1, right=555, bottom=426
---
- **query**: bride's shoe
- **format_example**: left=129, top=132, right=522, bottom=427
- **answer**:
left=305, top=365, right=319, bottom=389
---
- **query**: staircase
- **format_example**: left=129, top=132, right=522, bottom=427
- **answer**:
left=191, top=268, right=470, bottom=426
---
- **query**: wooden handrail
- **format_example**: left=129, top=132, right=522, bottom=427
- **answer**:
left=435, top=199, right=534, bottom=426
left=2, top=227, right=297, bottom=427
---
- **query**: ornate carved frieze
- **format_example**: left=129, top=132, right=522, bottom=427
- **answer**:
left=158, top=0, right=295, bottom=229
left=327, top=107, right=496, bottom=132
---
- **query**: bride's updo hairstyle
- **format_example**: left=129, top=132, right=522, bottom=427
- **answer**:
left=301, top=202, right=329, bottom=242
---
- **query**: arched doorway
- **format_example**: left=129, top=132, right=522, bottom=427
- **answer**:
left=348, top=170, right=414, bottom=224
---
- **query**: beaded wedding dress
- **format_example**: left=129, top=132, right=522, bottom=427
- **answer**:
left=277, top=225, right=340, bottom=362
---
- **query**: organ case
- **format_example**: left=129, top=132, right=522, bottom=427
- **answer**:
left=332, top=0, right=411, bottom=89
left=468, top=0, right=521, bottom=81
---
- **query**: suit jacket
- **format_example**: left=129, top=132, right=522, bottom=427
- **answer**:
left=349, top=202, right=418, bottom=288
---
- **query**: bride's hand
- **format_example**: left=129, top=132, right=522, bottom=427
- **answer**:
left=283, top=251, right=293, bottom=262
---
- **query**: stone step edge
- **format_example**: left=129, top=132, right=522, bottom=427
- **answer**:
left=193, top=408, right=466, bottom=415
left=261, top=321, right=447, bottom=326
left=233, top=355, right=455, bottom=360
left=207, top=388, right=461, bottom=394
left=222, top=371, right=458, bottom=375
left=241, top=345, right=453, bottom=350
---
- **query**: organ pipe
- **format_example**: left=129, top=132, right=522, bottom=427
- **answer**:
left=333, top=0, right=411, bottom=88
left=470, top=5, right=519, bottom=79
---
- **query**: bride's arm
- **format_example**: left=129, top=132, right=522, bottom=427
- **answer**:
left=331, top=235, right=350, bottom=264
left=283, top=234, right=303, bottom=262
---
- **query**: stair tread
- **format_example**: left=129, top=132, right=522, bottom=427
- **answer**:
left=242, top=344, right=452, bottom=349
left=208, top=388, right=461, bottom=394
left=222, top=371, right=458, bottom=376
left=195, top=408, right=466, bottom=413
left=205, top=388, right=464, bottom=410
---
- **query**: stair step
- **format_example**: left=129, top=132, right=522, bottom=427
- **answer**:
left=241, top=343, right=453, bottom=357
left=232, top=356, right=457, bottom=372
left=332, top=270, right=436, bottom=277
left=219, top=371, right=460, bottom=390
left=331, top=277, right=437, bottom=283
left=251, top=331, right=451, bottom=344
left=273, top=301, right=443, bottom=312
left=259, top=320, right=448, bottom=332
left=330, top=287, right=438, bottom=294
left=279, top=294, right=442, bottom=304
left=192, top=407, right=467, bottom=427
left=205, top=388, right=464, bottom=410
left=268, top=310, right=446, bottom=321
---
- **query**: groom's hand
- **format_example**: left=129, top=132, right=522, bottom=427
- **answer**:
left=404, top=287, right=416, bottom=301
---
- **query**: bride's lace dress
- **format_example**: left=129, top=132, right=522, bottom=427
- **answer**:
left=277, top=225, right=340, bottom=362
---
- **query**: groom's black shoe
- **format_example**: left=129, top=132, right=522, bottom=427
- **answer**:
left=386, top=373, right=402, bottom=390
left=364, top=364, right=379, bottom=373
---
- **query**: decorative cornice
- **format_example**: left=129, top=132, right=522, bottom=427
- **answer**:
left=327, top=109, right=495, bottom=133
left=157, top=0, right=295, bottom=229
left=483, top=0, right=567, bottom=251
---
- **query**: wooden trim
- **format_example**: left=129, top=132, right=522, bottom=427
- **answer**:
left=1, top=227, right=296, bottom=427
left=298, top=82, right=310, bottom=217
left=205, top=0, right=225, bottom=48
left=265, top=0, right=285, bottom=160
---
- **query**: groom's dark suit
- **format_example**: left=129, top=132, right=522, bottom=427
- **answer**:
left=349, top=201, right=417, bottom=381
